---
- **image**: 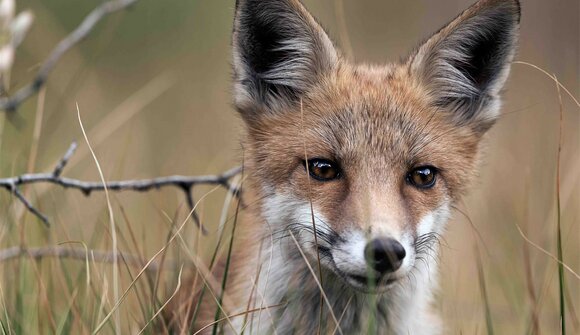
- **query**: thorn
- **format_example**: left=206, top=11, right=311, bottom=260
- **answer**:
left=183, top=185, right=207, bottom=235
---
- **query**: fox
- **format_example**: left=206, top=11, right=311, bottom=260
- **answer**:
left=165, top=0, right=521, bottom=334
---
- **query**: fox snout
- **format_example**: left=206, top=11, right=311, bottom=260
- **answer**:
left=324, top=225, right=414, bottom=291
left=364, top=237, right=406, bottom=274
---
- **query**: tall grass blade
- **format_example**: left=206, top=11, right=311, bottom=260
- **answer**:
left=138, top=265, right=184, bottom=334
left=0, top=284, right=12, bottom=335
left=14, top=265, right=24, bottom=335
left=77, top=103, right=121, bottom=334
left=189, top=207, right=231, bottom=332
left=475, top=243, right=494, bottom=335
left=212, top=183, right=243, bottom=335
left=55, top=289, right=77, bottom=335
left=521, top=174, right=540, bottom=335
left=92, top=187, right=220, bottom=334
left=0, top=320, right=7, bottom=335
left=299, top=98, right=325, bottom=334
left=554, top=75, right=566, bottom=335
left=289, top=231, right=343, bottom=335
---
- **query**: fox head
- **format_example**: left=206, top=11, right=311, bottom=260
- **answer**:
left=233, top=0, right=519, bottom=292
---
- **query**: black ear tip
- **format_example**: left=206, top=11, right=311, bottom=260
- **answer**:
left=503, top=0, right=521, bottom=24
left=503, top=0, right=522, bottom=24
left=479, top=0, right=521, bottom=25
left=513, top=0, right=522, bottom=24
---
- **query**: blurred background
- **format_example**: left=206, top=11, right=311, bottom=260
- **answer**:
left=0, top=0, right=577, bottom=333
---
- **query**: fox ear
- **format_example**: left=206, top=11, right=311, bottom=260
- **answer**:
left=410, top=0, right=520, bottom=133
left=233, top=0, right=339, bottom=117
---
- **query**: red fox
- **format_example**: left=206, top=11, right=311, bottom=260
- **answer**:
left=166, top=0, right=520, bottom=333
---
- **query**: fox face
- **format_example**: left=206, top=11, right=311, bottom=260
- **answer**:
left=233, top=0, right=520, bottom=293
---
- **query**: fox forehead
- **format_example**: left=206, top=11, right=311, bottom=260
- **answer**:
left=246, top=63, right=480, bottom=199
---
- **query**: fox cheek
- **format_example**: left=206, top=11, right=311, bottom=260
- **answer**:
left=415, top=203, right=452, bottom=239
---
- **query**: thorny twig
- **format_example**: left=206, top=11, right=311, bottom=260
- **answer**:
left=0, top=0, right=141, bottom=111
left=0, top=142, right=242, bottom=232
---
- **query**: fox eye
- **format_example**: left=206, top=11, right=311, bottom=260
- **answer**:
left=407, top=166, right=437, bottom=189
left=304, top=159, right=341, bottom=181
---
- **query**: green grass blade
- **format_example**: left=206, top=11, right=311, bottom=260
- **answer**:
left=554, top=74, right=566, bottom=335
left=0, top=320, right=9, bottom=335
left=55, top=300, right=74, bottom=335
left=211, top=192, right=242, bottom=335
left=475, top=244, right=494, bottom=335
left=190, top=205, right=233, bottom=331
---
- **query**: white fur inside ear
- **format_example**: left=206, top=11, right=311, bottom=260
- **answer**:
left=410, top=1, right=520, bottom=129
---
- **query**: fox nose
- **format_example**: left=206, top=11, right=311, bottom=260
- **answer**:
left=364, top=238, right=406, bottom=274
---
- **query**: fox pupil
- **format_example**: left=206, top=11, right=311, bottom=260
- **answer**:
left=409, top=166, right=437, bottom=188
left=305, top=159, right=340, bottom=181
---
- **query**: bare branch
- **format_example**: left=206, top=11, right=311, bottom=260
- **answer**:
left=53, top=141, right=78, bottom=177
left=0, top=245, right=182, bottom=273
left=1, top=167, right=242, bottom=195
left=0, top=142, right=242, bottom=230
left=0, top=0, right=141, bottom=111
left=11, top=187, right=49, bottom=225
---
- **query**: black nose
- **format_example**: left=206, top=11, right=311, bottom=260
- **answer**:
left=364, top=238, right=406, bottom=274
